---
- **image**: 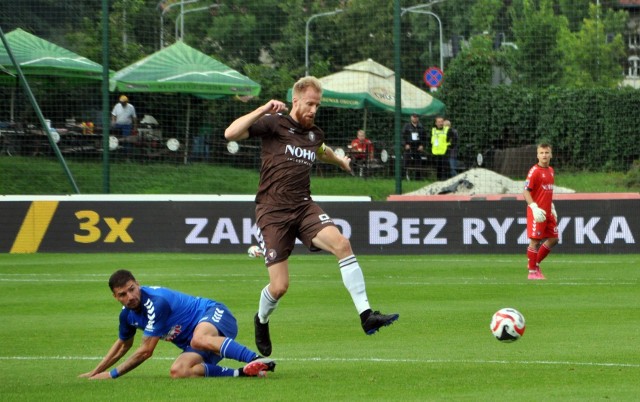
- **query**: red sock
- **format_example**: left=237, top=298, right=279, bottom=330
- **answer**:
left=527, top=247, right=538, bottom=270
left=537, top=244, right=552, bottom=265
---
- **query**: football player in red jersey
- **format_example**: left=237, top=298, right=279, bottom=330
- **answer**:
left=523, top=143, right=559, bottom=280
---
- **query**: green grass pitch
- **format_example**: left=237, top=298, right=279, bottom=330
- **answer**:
left=1, top=253, right=639, bottom=401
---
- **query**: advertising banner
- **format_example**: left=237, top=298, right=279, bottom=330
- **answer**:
left=1, top=198, right=637, bottom=254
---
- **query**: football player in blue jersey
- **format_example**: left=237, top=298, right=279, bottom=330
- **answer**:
left=79, top=270, right=275, bottom=380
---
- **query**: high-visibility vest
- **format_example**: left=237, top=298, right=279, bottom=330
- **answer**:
left=431, top=126, right=449, bottom=155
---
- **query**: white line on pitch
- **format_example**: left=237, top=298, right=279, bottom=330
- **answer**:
left=1, top=355, right=638, bottom=368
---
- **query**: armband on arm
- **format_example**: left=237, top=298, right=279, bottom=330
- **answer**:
left=317, top=143, right=327, bottom=156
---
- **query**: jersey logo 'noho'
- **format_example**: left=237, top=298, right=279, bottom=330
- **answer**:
left=285, top=144, right=316, bottom=162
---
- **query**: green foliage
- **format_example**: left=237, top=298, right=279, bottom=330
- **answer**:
left=622, top=160, right=640, bottom=188
left=558, top=0, right=591, bottom=31
left=557, top=4, right=627, bottom=88
left=440, top=34, right=510, bottom=93
left=509, top=0, right=568, bottom=87
left=441, top=85, right=640, bottom=172
left=470, top=0, right=504, bottom=34
left=1, top=253, right=640, bottom=400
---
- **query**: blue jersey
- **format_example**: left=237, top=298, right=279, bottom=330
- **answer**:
left=118, top=286, right=217, bottom=351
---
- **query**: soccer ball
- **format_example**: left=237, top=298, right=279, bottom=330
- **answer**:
left=490, top=308, right=526, bottom=342
left=247, top=245, right=264, bottom=258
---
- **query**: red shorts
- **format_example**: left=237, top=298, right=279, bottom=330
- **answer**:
left=527, top=210, right=558, bottom=240
left=255, top=202, right=335, bottom=266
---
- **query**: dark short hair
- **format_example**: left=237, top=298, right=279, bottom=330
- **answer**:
left=109, top=269, right=136, bottom=291
left=538, top=142, right=552, bottom=151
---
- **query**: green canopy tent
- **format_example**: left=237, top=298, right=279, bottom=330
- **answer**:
left=110, top=41, right=261, bottom=163
left=0, top=28, right=103, bottom=80
left=0, top=28, right=105, bottom=121
left=287, top=58, right=445, bottom=130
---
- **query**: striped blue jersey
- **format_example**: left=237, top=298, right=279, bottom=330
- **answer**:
left=118, top=286, right=216, bottom=350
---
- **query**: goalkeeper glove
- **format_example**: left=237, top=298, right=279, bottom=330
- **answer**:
left=551, top=203, right=557, bottom=221
left=528, top=202, right=546, bottom=223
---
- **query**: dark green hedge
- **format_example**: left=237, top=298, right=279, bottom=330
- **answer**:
left=440, top=86, right=640, bottom=171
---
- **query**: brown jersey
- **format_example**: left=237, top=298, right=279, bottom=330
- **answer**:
left=249, top=114, right=325, bottom=206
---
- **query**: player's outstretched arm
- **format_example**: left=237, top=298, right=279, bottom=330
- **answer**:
left=78, top=337, right=133, bottom=378
left=86, top=336, right=160, bottom=380
left=225, top=100, right=288, bottom=141
left=317, top=144, right=352, bottom=174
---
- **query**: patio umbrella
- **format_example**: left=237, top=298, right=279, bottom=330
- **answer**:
left=288, top=58, right=445, bottom=130
left=0, top=28, right=105, bottom=120
left=0, top=28, right=103, bottom=80
left=110, top=41, right=261, bottom=162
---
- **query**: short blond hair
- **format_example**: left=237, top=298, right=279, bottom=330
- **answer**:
left=293, top=76, right=323, bottom=97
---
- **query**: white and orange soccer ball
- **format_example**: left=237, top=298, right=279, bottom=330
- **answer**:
left=490, top=308, right=526, bottom=342
left=247, top=245, right=264, bottom=258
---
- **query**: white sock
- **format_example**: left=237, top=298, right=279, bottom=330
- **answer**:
left=339, top=255, right=371, bottom=314
left=258, top=285, right=278, bottom=324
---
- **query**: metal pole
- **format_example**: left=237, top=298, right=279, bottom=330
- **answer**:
left=401, top=6, right=444, bottom=72
left=305, top=9, right=343, bottom=76
left=159, top=0, right=198, bottom=47
left=102, top=0, right=111, bottom=193
left=393, top=0, right=403, bottom=194
left=0, top=26, right=80, bottom=193
left=402, top=2, right=445, bottom=71
left=175, top=4, right=220, bottom=41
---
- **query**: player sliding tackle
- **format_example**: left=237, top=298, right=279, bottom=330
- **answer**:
left=79, top=270, right=275, bottom=379
left=225, top=76, right=399, bottom=357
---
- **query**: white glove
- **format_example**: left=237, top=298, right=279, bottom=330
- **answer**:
left=551, top=203, right=557, bottom=221
left=529, top=202, right=546, bottom=223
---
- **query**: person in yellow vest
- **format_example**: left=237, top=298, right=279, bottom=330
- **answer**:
left=431, top=116, right=450, bottom=180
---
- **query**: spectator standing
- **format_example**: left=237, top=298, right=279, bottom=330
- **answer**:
left=111, top=95, right=137, bottom=137
left=402, top=113, right=427, bottom=179
left=431, top=116, right=450, bottom=180
left=443, top=119, right=459, bottom=178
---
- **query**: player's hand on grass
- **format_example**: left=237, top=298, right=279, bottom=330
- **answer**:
left=87, top=371, right=113, bottom=380
left=529, top=202, right=546, bottom=223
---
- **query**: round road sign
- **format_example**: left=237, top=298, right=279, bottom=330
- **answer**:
left=423, top=66, right=444, bottom=88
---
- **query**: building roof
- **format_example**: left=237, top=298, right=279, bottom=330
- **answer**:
left=617, top=0, right=640, bottom=8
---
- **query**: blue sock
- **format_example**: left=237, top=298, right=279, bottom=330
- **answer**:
left=203, top=363, right=237, bottom=377
left=220, top=337, right=259, bottom=363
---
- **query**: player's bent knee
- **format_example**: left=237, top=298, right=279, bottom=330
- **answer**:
left=334, top=235, right=353, bottom=256
left=270, top=283, right=288, bottom=299
left=170, top=363, right=191, bottom=378
left=189, top=335, right=217, bottom=353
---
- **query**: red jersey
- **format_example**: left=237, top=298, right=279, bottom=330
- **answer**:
left=524, top=164, right=554, bottom=212
left=350, top=138, right=374, bottom=159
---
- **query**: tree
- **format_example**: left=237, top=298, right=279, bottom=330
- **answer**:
left=509, top=0, right=569, bottom=87
left=557, top=4, right=627, bottom=88
left=469, top=0, right=504, bottom=34
left=440, top=33, right=511, bottom=93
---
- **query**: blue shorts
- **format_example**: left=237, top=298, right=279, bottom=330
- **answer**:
left=183, top=303, right=238, bottom=365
